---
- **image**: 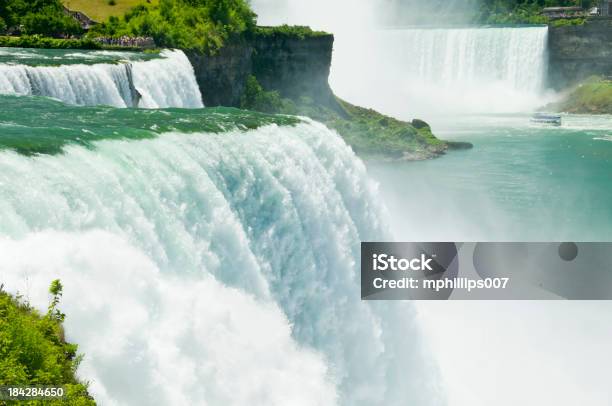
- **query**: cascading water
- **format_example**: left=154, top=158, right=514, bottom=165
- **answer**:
left=0, top=87, right=441, bottom=404
left=331, top=26, right=551, bottom=118
left=396, top=27, right=548, bottom=92
left=0, top=49, right=203, bottom=108
left=250, top=1, right=552, bottom=116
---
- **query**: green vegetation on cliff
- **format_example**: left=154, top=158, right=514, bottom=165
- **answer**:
left=478, top=0, right=594, bottom=24
left=0, top=0, right=83, bottom=37
left=89, top=0, right=256, bottom=53
left=3, top=0, right=333, bottom=52
left=240, top=76, right=454, bottom=160
left=253, top=25, right=330, bottom=40
left=548, top=76, right=612, bottom=114
left=0, top=281, right=95, bottom=405
left=2, top=0, right=257, bottom=52
left=0, top=35, right=101, bottom=49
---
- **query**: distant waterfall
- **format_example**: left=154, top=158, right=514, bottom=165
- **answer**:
left=331, top=26, right=551, bottom=117
left=0, top=50, right=203, bottom=108
left=396, top=27, right=548, bottom=92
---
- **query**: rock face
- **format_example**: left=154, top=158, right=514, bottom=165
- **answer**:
left=186, top=33, right=336, bottom=108
left=187, top=44, right=254, bottom=107
left=548, top=18, right=612, bottom=89
left=252, top=34, right=336, bottom=106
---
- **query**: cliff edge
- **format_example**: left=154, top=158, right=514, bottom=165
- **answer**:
left=186, top=27, right=465, bottom=160
left=548, top=18, right=612, bottom=89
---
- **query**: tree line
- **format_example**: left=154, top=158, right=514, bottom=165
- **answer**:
left=0, top=0, right=83, bottom=37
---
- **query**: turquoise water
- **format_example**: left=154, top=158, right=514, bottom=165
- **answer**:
left=0, top=47, right=159, bottom=66
left=0, top=95, right=299, bottom=154
left=370, top=114, right=612, bottom=241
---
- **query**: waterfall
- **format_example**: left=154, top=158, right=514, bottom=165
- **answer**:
left=389, top=27, right=548, bottom=92
left=0, top=50, right=203, bottom=108
left=330, top=26, right=551, bottom=117
left=0, top=120, right=441, bottom=405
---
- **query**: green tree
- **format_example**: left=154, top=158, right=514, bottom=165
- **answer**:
left=240, top=76, right=285, bottom=113
left=22, top=8, right=82, bottom=37
left=89, top=0, right=257, bottom=52
left=0, top=0, right=83, bottom=37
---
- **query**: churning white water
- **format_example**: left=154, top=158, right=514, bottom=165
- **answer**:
left=0, top=50, right=203, bottom=108
left=0, top=122, right=441, bottom=406
left=331, top=26, right=551, bottom=118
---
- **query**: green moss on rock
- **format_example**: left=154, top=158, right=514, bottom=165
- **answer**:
left=548, top=76, right=612, bottom=114
left=240, top=75, right=461, bottom=160
left=253, top=25, right=330, bottom=40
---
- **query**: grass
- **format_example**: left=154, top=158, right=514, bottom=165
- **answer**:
left=550, top=76, right=612, bottom=114
left=315, top=98, right=449, bottom=160
left=61, top=0, right=159, bottom=22
left=239, top=75, right=460, bottom=160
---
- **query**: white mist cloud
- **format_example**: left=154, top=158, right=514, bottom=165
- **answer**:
left=250, top=0, right=480, bottom=30
left=251, top=0, right=382, bottom=31
left=417, top=302, right=612, bottom=406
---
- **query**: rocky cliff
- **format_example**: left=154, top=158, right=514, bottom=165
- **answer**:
left=548, top=18, right=612, bottom=89
left=186, top=32, right=336, bottom=108
left=186, top=28, right=463, bottom=160
left=187, top=43, right=253, bottom=107
left=251, top=34, right=336, bottom=106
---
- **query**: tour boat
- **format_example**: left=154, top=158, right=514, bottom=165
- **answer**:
left=531, top=113, right=562, bottom=126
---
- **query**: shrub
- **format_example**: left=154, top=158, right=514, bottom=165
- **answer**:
left=0, top=35, right=102, bottom=49
left=108, top=0, right=117, bottom=5
left=1, top=0, right=83, bottom=38
left=254, top=25, right=329, bottom=40
left=0, top=282, right=95, bottom=404
left=22, top=9, right=83, bottom=37
left=240, top=76, right=285, bottom=113
left=551, top=18, right=586, bottom=27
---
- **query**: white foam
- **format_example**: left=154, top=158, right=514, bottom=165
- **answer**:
left=0, top=122, right=441, bottom=405
left=0, top=50, right=203, bottom=108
